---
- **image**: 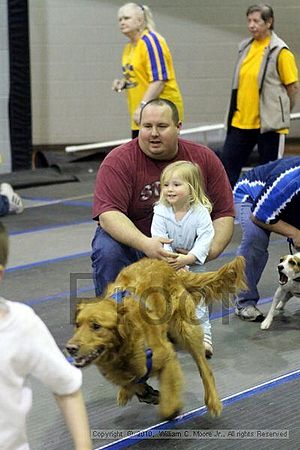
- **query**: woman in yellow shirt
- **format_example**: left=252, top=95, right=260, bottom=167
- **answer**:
left=112, top=3, right=184, bottom=138
left=222, top=4, right=299, bottom=187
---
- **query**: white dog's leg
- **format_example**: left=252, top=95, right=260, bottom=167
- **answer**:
left=261, top=290, right=292, bottom=330
left=261, top=289, right=282, bottom=330
left=275, top=292, right=293, bottom=311
left=276, top=299, right=285, bottom=310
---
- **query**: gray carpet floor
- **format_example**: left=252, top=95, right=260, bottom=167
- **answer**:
left=1, top=168, right=299, bottom=450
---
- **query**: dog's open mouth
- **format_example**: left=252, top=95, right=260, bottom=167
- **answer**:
left=278, top=271, right=288, bottom=285
left=72, top=346, right=105, bottom=368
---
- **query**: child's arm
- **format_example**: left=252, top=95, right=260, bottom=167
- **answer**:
left=190, top=215, right=215, bottom=264
left=183, top=207, right=215, bottom=266
left=54, top=390, right=91, bottom=450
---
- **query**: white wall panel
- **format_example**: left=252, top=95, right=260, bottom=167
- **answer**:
left=28, top=0, right=300, bottom=146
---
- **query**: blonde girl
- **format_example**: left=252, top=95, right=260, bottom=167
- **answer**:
left=151, top=161, right=215, bottom=357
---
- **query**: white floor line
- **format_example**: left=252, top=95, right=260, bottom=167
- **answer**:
left=94, top=368, right=300, bottom=450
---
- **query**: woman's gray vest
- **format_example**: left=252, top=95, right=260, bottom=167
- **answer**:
left=227, top=32, right=291, bottom=134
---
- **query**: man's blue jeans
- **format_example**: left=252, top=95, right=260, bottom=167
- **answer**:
left=91, top=226, right=144, bottom=296
left=235, top=202, right=270, bottom=308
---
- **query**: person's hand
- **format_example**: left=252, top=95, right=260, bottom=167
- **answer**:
left=142, top=237, right=177, bottom=260
left=133, top=106, right=142, bottom=125
left=167, top=254, right=191, bottom=271
left=112, top=79, right=126, bottom=92
left=175, top=248, right=189, bottom=255
left=292, top=229, right=300, bottom=250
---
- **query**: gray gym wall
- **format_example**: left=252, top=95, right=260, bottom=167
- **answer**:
left=28, top=0, right=300, bottom=148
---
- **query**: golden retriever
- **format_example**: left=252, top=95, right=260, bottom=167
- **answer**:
left=67, top=256, right=246, bottom=420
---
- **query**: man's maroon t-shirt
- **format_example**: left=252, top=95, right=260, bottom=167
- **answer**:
left=93, top=138, right=234, bottom=236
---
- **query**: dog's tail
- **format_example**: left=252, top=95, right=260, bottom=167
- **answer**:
left=178, top=256, right=247, bottom=304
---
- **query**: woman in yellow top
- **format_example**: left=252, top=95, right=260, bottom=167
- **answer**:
left=222, top=4, right=299, bottom=187
left=112, top=3, right=184, bottom=138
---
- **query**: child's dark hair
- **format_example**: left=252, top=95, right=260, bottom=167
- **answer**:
left=0, top=222, right=8, bottom=268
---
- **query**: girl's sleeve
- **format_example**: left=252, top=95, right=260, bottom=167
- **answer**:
left=189, top=207, right=215, bottom=264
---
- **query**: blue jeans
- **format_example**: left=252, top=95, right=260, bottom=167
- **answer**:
left=91, top=227, right=212, bottom=343
left=91, top=228, right=211, bottom=338
left=0, top=195, right=9, bottom=216
left=91, top=227, right=144, bottom=296
left=235, top=202, right=270, bottom=308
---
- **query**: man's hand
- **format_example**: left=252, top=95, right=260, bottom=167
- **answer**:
left=142, top=237, right=177, bottom=260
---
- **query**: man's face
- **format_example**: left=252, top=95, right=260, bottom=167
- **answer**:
left=247, top=11, right=271, bottom=40
left=138, top=104, right=182, bottom=160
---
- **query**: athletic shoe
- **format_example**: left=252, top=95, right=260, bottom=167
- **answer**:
left=0, top=183, right=24, bottom=214
left=235, top=305, right=264, bottom=322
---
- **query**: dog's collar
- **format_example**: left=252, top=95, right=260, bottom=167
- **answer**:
left=110, top=289, right=132, bottom=303
left=136, top=348, right=153, bottom=384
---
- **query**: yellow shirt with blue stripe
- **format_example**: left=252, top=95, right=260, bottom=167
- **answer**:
left=122, top=29, right=184, bottom=130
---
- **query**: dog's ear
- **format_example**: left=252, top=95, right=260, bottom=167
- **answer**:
left=116, top=305, right=136, bottom=339
left=75, top=298, right=99, bottom=316
left=76, top=302, right=87, bottom=314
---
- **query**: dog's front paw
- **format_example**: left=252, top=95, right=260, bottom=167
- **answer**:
left=117, top=387, right=130, bottom=406
left=206, top=397, right=222, bottom=417
left=261, top=318, right=271, bottom=330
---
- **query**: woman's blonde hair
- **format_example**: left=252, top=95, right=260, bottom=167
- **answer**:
left=159, top=161, right=212, bottom=212
left=119, top=3, right=156, bottom=32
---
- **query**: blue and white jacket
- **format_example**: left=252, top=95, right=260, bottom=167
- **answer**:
left=233, top=157, right=300, bottom=226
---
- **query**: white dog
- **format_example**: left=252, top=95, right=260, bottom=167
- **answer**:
left=261, top=252, right=300, bottom=330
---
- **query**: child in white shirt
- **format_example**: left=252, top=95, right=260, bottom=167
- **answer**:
left=151, top=160, right=215, bottom=357
left=0, top=222, right=91, bottom=450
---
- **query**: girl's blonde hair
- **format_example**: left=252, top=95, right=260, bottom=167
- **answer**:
left=119, top=3, right=156, bottom=32
left=159, top=161, right=212, bottom=212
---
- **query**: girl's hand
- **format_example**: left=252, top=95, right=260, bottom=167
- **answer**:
left=168, top=254, right=190, bottom=270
